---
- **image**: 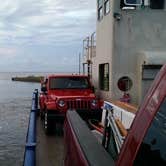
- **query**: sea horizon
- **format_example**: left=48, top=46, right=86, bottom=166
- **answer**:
left=0, top=71, right=81, bottom=80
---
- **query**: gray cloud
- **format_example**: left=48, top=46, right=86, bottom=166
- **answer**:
left=0, top=0, right=96, bottom=72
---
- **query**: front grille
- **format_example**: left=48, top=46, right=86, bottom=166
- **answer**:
left=66, top=100, right=91, bottom=110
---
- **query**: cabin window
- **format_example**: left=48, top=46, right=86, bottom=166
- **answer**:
left=150, top=0, right=165, bottom=9
left=117, top=76, right=132, bottom=92
left=124, top=0, right=142, bottom=5
left=142, top=65, right=162, bottom=80
left=97, top=0, right=103, bottom=20
left=141, top=65, right=162, bottom=102
left=104, top=0, right=110, bottom=15
left=99, top=63, right=109, bottom=91
left=121, top=0, right=165, bottom=9
left=120, top=0, right=136, bottom=9
left=98, top=0, right=103, bottom=7
left=134, top=98, right=166, bottom=165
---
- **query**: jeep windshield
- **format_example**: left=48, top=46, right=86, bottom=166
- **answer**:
left=49, top=77, right=90, bottom=89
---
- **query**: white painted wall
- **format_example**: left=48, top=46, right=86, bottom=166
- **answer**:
left=92, top=0, right=114, bottom=100
left=92, top=0, right=166, bottom=104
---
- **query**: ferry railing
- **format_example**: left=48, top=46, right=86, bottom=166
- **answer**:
left=102, top=102, right=125, bottom=154
left=23, top=89, right=38, bottom=166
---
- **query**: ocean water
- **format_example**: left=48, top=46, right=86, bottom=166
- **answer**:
left=0, top=72, right=40, bottom=165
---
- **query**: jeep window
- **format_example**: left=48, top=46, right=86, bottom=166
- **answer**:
left=134, top=98, right=166, bottom=165
left=49, top=77, right=90, bottom=89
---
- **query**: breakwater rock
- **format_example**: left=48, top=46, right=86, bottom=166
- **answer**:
left=12, top=76, right=43, bottom=83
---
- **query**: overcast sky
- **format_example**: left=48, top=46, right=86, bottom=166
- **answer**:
left=0, top=0, right=96, bottom=72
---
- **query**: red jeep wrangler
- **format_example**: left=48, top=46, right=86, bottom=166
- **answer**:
left=39, top=75, right=102, bottom=134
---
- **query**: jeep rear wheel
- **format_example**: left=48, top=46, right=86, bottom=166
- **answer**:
left=40, top=109, right=44, bottom=120
left=44, top=111, right=51, bottom=134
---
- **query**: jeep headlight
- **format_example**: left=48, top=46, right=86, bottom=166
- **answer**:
left=91, top=99, right=97, bottom=107
left=58, top=100, right=65, bottom=107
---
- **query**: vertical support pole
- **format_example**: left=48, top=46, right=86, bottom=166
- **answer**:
left=87, top=60, right=91, bottom=79
left=79, top=53, right=81, bottom=75
left=83, top=63, right=85, bottom=75
left=34, top=89, right=38, bottom=113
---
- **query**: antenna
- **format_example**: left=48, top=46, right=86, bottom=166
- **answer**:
left=79, top=53, right=81, bottom=75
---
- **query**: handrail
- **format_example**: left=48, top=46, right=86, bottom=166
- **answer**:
left=107, top=110, right=125, bottom=153
left=102, top=102, right=125, bottom=154
left=23, top=89, right=38, bottom=166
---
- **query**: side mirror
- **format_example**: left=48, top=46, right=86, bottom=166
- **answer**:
left=41, top=86, right=47, bottom=92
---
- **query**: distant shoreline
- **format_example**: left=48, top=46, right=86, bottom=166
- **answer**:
left=11, top=76, right=43, bottom=83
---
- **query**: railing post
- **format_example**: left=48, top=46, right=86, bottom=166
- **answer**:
left=34, top=89, right=38, bottom=111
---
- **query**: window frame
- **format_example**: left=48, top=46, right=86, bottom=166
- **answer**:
left=120, top=0, right=136, bottom=9
left=104, top=0, right=110, bottom=15
left=124, top=0, right=142, bottom=6
left=98, top=0, right=103, bottom=8
left=99, top=63, right=109, bottom=91
left=150, top=0, right=165, bottom=9
left=97, top=0, right=103, bottom=21
left=117, top=76, right=133, bottom=92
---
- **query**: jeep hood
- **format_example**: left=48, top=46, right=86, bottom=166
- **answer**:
left=49, top=90, right=95, bottom=100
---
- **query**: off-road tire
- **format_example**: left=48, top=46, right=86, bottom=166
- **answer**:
left=40, top=110, right=44, bottom=120
left=43, top=111, right=52, bottom=135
